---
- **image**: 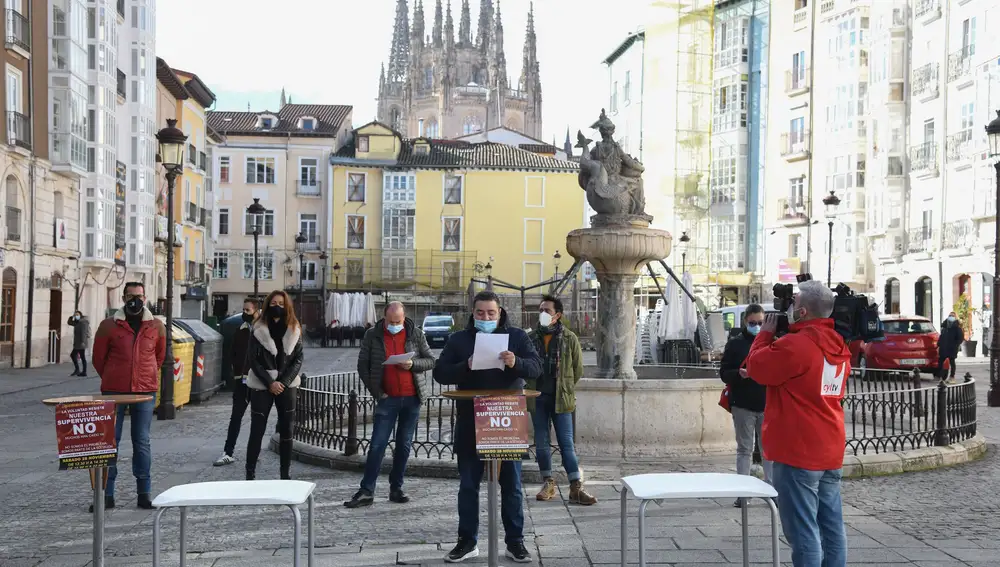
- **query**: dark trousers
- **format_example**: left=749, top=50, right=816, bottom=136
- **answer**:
left=246, top=387, right=297, bottom=478
left=71, top=349, right=87, bottom=374
left=457, top=453, right=524, bottom=545
left=223, top=381, right=251, bottom=456
left=938, top=353, right=957, bottom=378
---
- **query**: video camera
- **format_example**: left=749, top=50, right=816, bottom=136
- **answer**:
left=772, top=273, right=883, bottom=342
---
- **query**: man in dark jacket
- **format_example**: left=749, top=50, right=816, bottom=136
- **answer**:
left=67, top=311, right=91, bottom=376
left=938, top=311, right=964, bottom=380
left=214, top=299, right=258, bottom=466
left=91, top=282, right=165, bottom=511
left=720, top=304, right=770, bottom=508
left=345, top=301, right=436, bottom=508
left=434, top=291, right=542, bottom=564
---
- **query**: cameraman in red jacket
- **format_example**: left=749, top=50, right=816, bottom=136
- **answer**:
left=745, top=280, right=850, bottom=567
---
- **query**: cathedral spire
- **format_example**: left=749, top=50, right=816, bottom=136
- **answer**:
left=432, top=0, right=443, bottom=47
left=491, top=0, right=506, bottom=80
left=412, top=0, right=425, bottom=48
left=387, top=0, right=410, bottom=82
left=458, top=0, right=472, bottom=46
left=520, top=2, right=538, bottom=90
left=445, top=0, right=455, bottom=50
left=280, top=87, right=287, bottom=108
left=564, top=127, right=573, bottom=159
left=476, top=0, right=493, bottom=53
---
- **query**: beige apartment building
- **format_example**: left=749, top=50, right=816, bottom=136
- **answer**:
left=206, top=101, right=353, bottom=328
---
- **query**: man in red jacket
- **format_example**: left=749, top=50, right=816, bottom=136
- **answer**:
left=91, top=282, right=166, bottom=511
left=745, top=280, right=849, bottom=567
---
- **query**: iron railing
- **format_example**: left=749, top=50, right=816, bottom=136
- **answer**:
left=780, top=131, right=810, bottom=157
left=785, top=68, right=810, bottom=93
left=5, top=206, right=20, bottom=242
left=296, top=179, right=322, bottom=196
left=911, top=63, right=939, bottom=98
left=907, top=227, right=934, bottom=253
left=914, top=0, right=939, bottom=19
left=946, top=130, right=974, bottom=163
left=942, top=219, right=975, bottom=249
left=948, top=45, right=974, bottom=83
left=909, top=141, right=938, bottom=172
left=777, top=197, right=809, bottom=223
left=5, top=9, right=29, bottom=53
left=6, top=111, right=30, bottom=150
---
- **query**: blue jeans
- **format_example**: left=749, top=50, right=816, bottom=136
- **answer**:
left=531, top=394, right=580, bottom=481
left=102, top=391, right=155, bottom=498
left=360, top=396, right=421, bottom=493
left=772, top=462, right=848, bottom=567
left=457, top=453, right=524, bottom=545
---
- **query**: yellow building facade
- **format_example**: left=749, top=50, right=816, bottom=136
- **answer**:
left=329, top=122, right=583, bottom=297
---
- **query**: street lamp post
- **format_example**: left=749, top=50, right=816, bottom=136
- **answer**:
left=155, top=119, right=187, bottom=421
left=984, top=111, right=1000, bottom=406
left=295, top=232, right=307, bottom=318
left=678, top=231, right=691, bottom=273
left=319, top=251, right=328, bottom=347
left=822, top=190, right=841, bottom=287
left=333, top=261, right=341, bottom=290
left=247, top=198, right=266, bottom=301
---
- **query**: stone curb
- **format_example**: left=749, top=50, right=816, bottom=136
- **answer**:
left=275, top=433, right=987, bottom=482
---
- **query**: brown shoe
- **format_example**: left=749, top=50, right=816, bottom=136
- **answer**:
left=569, top=480, right=597, bottom=506
left=536, top=477, right=557, bottom=501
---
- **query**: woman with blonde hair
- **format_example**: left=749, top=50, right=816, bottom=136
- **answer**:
left=245, top=290, right=303, bottom=480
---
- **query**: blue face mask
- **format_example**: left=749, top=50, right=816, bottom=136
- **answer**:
left=387, top=324, right=404, bottom=335
left=746, top=323, right=761, bottom=336
left=474, top=319, right=498, bottom=333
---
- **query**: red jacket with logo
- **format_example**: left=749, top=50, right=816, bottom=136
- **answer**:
left=92, top=308, right=167, bottom=393
left=745, top=318, right=851, bottom=471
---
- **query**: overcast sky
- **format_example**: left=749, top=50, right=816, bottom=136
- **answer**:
left=156, top=0, right=646, bottom=144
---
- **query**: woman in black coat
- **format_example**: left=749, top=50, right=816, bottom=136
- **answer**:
left=245, top=290, right=304, bottom=480
left=937, top=311, right=964, bottom=380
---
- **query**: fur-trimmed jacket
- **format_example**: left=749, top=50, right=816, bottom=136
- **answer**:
left=247, top=319, right=304, bottom=391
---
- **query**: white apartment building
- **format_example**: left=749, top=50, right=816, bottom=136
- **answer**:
left=206, top=102, right=353, bottom=328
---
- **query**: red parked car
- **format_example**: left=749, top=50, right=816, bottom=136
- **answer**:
left=850, top=315, right=940, bottom=376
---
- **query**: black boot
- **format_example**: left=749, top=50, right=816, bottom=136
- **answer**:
left=88, top=495, right=115, bottom=513
left=137, top=493, right=153, bottom=509
left=246, top=469, right=256, bottom=481
left=278, top=439, right=293, bottom=480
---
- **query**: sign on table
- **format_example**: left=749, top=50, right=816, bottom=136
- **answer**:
left=474, top=395, right=529, bottom=460
left=55, top=401, right=118, bottom=470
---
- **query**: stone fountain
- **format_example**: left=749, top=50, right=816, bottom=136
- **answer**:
left=565, top=110, right=733, bottom=459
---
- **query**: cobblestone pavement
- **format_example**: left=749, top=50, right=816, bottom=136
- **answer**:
left=0, top=351, right=996, bottom=566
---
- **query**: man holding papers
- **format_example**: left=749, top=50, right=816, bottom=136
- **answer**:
left=345, top=301, right=436, bottom=508
left=434, top=291, right=542, bottom=563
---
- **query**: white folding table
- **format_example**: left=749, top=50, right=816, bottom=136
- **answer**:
left=619, top=473, right=779, bottom=567
left=152, top=480, right=316, bottom=567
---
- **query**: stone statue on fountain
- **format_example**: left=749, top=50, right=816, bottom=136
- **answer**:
left=576, top=109, right=651, bottom=227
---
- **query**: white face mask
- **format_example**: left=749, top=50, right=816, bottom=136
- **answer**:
left=787, top=305, right=801, bottom=324
left=538, top=312, right=553, bottom=327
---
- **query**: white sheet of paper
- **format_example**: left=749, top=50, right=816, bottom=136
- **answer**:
left=382, top=352, right=416, bottom=366
left=471, top=333, right=509, bottom=371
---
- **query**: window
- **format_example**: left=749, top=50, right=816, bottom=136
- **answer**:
left=921, top=210, right=933, bottom=239
left=383, top=253, right=415, bottom=280
left=414, top=143, right=429, bottom=156
left=348, top=173, right=366, bottom=202
left=624, top=71, right=631, bottom=104
left=357, top=135, right=369, bottom=152
left=244, top=208, right=274, bottom=236
left=299, top=158, right=318, bottom=187
left=960, top=102, right=975, bottom=132
left=383, top=206, right=415, bottom=249
left=418, top=118, right=425, bottom=137
left=242, top=251, right=274, bottom=279
left=794, top=0, right=807, bottom=9
left=463, top=115, right=482, bottom=135
left=218, top=208, right=229, bottom=235
left=789, top=234, right=801, bottom=257
left=346, top=258, right=364, bottom=287
left=245, top=157, right=275, bottom=184
left=383, top=173, right=416, bottom=201
left=260, top=116, right=274, bottom=129
left=962, top=17, right=976, bottom=56
left=299, top=213, right=318, bottom=244
left=611, top=81, right=618, bottom=113
left=5, top=66, right=22, bottom=113
left=301, top=118, right=315, bottom=131
left=219, top=156, right=230, bottom=183
left=792, top=51, right=806, bottom=87
left=443, top=217, right=462, bottom=251
left=444, top=174, right=463, bottom=204
left=301, top=261, right=318, bottom=284
left=426, top=119, right=439, bottom=138
left=790, top=117, right=805, bottom=141
left=213, top=252, right=229, bottom=279
left=346, top=215, right=365, bottom=249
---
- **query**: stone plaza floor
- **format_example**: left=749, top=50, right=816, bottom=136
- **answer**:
left=0, top=348, right=998, bottom=566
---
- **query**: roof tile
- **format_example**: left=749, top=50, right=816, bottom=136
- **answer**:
left=207, top=104, right=352, bottom=137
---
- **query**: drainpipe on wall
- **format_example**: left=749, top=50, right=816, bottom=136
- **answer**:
left=805, top=0, right=819, bottom=275
left=937, top=1, right=951, bottom=324
left=23, top=0, right=36, bottom=367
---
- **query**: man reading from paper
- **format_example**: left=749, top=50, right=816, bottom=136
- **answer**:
left=434, top=291, right=542, bottom=564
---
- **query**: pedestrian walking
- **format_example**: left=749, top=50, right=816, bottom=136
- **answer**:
left=344, top=301, right=436, bottom=508
left=745, top=281, right=851, bottom=567
left=719, top=303, right=771, bottom=508
left=527, top=295, right=597, bottom=506
left=938, top=311, right=963, bottom=381
left=91, top=282, right=165, bottom=511
left=67, top=310, right=91, bottom=377
left=214, top=299, right=258, bottom=466
left=245, top=290, right=303, bottom=481
left=434, top=291, right=542, bottom=564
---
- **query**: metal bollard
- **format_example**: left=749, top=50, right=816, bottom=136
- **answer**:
left=345, top=390, right=359, bottom=456
left=934, top=379, right=949, bottom=447
left=912, top=368, right=924, bottom=418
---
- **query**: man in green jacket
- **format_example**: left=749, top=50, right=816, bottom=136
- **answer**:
left=527, top=295, right=597, bottom=505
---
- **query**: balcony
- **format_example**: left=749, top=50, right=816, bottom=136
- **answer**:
left=793, top=7, right=809, bottom=31
left=5, top=9, right=30, bottom=56
left=186, top=202, right=198, bottom=223
left=6, top=111, right=30, bottom=151
left=907, top=227, right=934, bottom=254
left=914, top=0, right=940, bottom=23
left=911, top=63, right=939, bottom=101
left=785, top=68, right=810, bottom=96
left=5, top=206, right=20, bottom=242
left=948, top=45, right=973, bottom=85
left=777, top=198, right=810, bottom=227
left=942, top=219, right=975, bottom=250
left=296, top=179, right=322, bottom=197
left=198, top=151, right=206, bottom=171
left=819, top=0, right=834, bottom=14
left=116, top=69, right=126, bottom=101
left=946, top=130, right=974, bottom=164
left=908, top=141, right=938, bottom=177
left=780, top=131, right=811, bottom=162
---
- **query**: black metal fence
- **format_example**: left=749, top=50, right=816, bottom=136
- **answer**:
left=293, top=367, right=977, bottom=461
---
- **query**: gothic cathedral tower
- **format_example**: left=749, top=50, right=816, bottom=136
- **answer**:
left=377, top=0, right=543, bottom=140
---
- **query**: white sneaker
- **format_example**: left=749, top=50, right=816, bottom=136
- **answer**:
left=213, top=453, right=236, bottom=466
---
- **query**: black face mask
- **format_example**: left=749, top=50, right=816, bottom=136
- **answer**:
left=268, top=305, right=285, bottom=320
left=242, top=313, right=254, bottom=324
left=124, top=297, right=144, bottom=316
